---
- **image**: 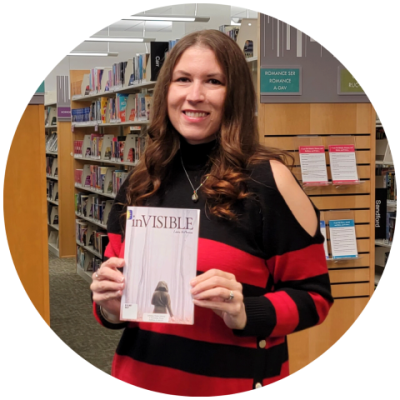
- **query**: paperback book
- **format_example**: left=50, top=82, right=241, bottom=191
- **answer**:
left=120, top=206, right=200, bottom=324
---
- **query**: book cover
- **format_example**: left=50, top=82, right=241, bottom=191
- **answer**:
left=150, top=42, right=169, bottom=81
left=120, top=206, right=200, bottom=324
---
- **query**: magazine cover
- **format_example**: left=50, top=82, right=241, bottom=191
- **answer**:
left=120, top=206, right=200, bottom=324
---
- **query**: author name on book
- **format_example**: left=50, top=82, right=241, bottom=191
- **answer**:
left=131, top=215, right=194, bottom=230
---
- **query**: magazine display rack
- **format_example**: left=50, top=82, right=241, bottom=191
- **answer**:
left=70, top=69, right=156, bottom=284
left=320, top=210, right=361, bottom=262
left=294, top=136, right=363, bottom=190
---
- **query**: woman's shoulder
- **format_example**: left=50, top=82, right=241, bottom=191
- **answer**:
left=247, top=158, right=288, bottom=192
left=250, top=159, right=318, bottom=237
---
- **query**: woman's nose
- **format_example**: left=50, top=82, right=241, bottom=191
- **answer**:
left=186, top=81, right=205, bottom=102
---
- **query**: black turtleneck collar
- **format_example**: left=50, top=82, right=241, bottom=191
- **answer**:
left=179, top=135, right=218, bottom=170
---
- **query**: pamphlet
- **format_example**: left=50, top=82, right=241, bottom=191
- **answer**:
left=320, top=221, right=329, bottom=259
left=120, top=206, right=200, bottom=324
left=329, top=219, right=358, bottom=259
left=328, top=145, right=358, bottom=184
left=299, top=146, right=329, bottom=186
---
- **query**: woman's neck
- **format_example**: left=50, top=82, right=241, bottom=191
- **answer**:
left=179, top=135, right=217, bottom=170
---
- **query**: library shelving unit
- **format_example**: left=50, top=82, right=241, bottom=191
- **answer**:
left=45, top=102, right=59, bottom=256
left=44, top=100, right=76, bottom=259
left=374, top=117, right=396, bottom=287
left=70, top=69, right=155, bottom=284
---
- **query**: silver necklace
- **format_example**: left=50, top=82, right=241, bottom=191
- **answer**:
left=180, top=153, right=208, bottom=203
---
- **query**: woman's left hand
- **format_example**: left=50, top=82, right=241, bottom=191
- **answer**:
left=190, top=269, right=246, bottom=330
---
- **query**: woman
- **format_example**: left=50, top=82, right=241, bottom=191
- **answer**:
left=151, top=281, right=174, bottom=317
left=90, top=29, right=333, bottom=396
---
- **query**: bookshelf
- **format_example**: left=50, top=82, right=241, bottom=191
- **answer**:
left=70, top=68, right=155, bottom=283
left=45, top=104, right=59, bottom=256
left=44, top=101, right=76, bottom=258
left=374, top=117, right=396, bottom=288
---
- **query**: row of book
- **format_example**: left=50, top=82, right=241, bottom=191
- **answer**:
left=45, top=106, right=57, bottom=126
left=75, top=165, right=130, bottom=196
left=49, top=231, right=59, bottom=248
left=76, top=219, right=109, bottom=258
left=376, top=166, right=396, bottom=201
left=48, top=204, right=58, bottom=225
left=47, top=181, right=58, bottom=202
left=46, top=156, right=58, bottom=177
left=77, top=245, right=102, bottom=273
left=75, top=192, right=114, bottom=227
left=387, top=212, right=396, bottom=242
left=219, top=25, right=240, bottom=42
left=73, top=41, right=180, bottom=97
left=72, top=92, right=153, bottom=124
left=74, top=132, right=147, bottom=163
left=376, top=127, right=386, bottom=140
left=45, top=133, right=58, bottom=153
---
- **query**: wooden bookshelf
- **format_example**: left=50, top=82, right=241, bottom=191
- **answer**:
left=70, top=69, right=155, bottom=283
left=4, top=101, right=50, bottom=325
left=255, top=13, right=377, bottom=374
left=45, top=104, right=75, bottom=258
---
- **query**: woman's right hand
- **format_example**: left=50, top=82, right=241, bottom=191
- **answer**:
left=90, top=257, right=125, bottom=319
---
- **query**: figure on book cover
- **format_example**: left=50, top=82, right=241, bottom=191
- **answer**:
left=90, top=28, right=333, bottom=396
left=151, top=281, right=173, bottom=316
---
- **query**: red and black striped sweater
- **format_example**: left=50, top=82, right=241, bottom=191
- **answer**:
left=93, top=139, right=333, bottom=396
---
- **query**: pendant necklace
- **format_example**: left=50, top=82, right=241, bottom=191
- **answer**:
left=180, top=153, right=208, bottom=203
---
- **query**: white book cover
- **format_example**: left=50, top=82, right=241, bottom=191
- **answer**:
left=121, top=206, right=200, bottom=324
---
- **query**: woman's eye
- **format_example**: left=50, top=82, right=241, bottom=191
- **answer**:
left=176, top=77, right=190, bottom=82
left=209, top=79, right=222, bottom=85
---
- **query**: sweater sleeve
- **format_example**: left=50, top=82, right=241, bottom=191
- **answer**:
left=234, top=161, right=333, bottom=338
left=92, top=172, right=132, bottom=330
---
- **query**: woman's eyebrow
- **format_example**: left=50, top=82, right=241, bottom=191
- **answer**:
left=172, top=70, right=225, bottom=79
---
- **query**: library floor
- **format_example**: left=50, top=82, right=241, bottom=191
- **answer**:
left=49, top=252, right=122, bottom=374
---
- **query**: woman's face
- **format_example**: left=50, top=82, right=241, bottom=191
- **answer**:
left=167, top=45, right=226, bottom=145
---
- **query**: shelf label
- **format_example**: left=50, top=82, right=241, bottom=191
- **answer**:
left=260, top=66, right=302, bottom=95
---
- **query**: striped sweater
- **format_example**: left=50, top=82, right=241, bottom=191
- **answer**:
left=93, top=139, right=333, bottom=396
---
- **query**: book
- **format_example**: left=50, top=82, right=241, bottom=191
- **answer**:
left=120, top=206, right=200, bottom=324
left=149, top=41, right=169, bottom=81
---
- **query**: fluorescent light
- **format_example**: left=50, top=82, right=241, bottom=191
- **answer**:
left=230, top=20, right=241, bottom=26
left=85, top=37, right=156, bottom=43
left=68, top=52, right=119, bottom=57
left=123, top=14, right=210, bottom=22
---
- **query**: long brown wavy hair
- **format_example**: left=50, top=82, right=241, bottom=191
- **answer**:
left=126, top=29, right=292, bottom=220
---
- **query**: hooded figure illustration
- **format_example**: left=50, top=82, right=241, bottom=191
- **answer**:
left=151, top=281, right=174, bottom=317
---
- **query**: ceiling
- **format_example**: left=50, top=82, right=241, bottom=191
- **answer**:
left=75, top=4, right=258, bottom=43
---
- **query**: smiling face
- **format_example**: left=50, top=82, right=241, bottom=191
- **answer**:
left=167, top=45, right=227, bottom=145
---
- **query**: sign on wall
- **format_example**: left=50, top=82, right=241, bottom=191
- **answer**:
left=28, top=79, right=44, bottom=105
left=260, top=66, right=302, bottom=95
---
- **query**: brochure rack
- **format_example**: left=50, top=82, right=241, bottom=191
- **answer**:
left=320, top=210, right=361, bottom=262
left=294, top=137, right=329, bottom=187
left=326, top=136, right=362, bottom=187
left=295, top=136, right=362, bottom=190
